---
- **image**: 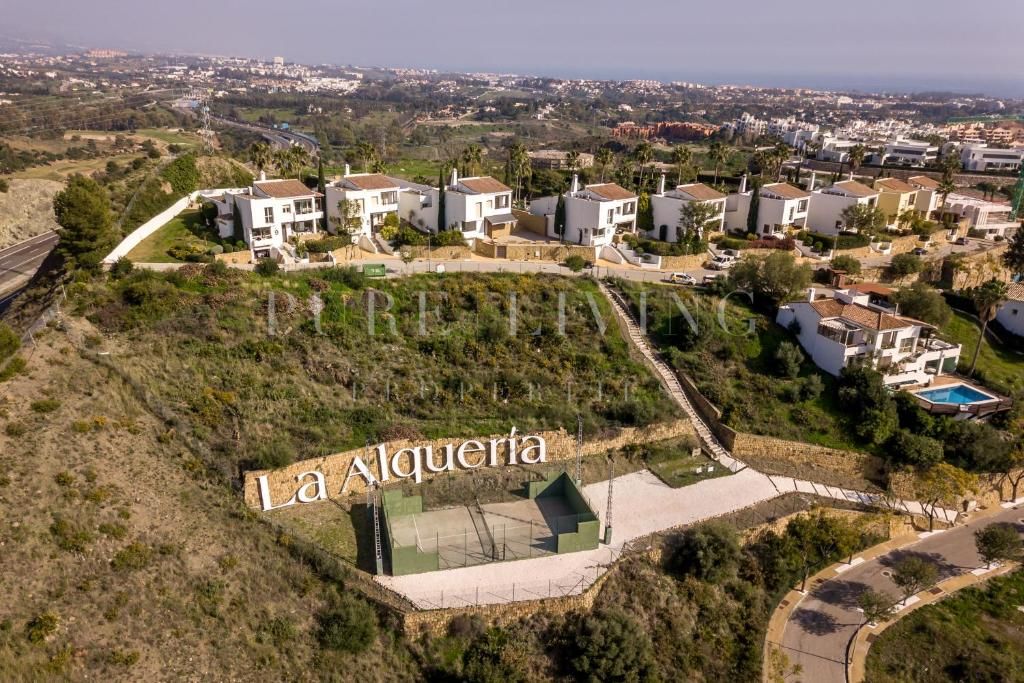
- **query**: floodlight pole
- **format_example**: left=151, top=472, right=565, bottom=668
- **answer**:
left=604, top=457, right=614, bottom=545
left=368, top=438, right=384, bottom=575
left=575, top=414, right=583, bottom=486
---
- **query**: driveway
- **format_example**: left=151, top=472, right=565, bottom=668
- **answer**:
left=779, top=504, right=1024, bottom=683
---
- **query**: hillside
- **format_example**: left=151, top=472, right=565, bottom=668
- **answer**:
left=0, top=179, right=61, bottom=249
left=0, top=319, right=418, bottom=681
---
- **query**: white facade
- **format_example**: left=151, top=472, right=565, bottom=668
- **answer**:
left=753, top=183, right=811, bottom=237
left=906, top=176, right=941, bottom=218
left=996, top=284, right=1024, bottom=338
left=776, top=288, right=961, bottom=386
left=960, top=144, right=1024, bottom=172
left=806, top=180, right=880, bottom=236
left=880, top=138, right=939, bottom=167
left=817, top=137, right=858, bottom=163
left=649, top=177, right=726, bottom=243
left=440, top=171, right=515, bottom=241
left=530, top=177, right=638, bottom=247
left=944, top=193, right=1020, bottom=239
left=325, top=171, right=401, bottom=240
left=209, top=178, right=324, bottom=259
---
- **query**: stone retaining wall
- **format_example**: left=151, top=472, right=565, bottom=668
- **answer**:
left=404, top=245, right=473, bottom=260
left=473, top=240, right=598, bottom=262
left=660, top=253, right=708, bottom=271
left=732, top=433, right=884, bottom=482
left=243, top=419, right=696, bottom=509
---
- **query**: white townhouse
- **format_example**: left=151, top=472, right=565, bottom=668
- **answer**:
left=649, top=176, right=726, bottom=242
left=878, top=138, right=939, bottom=167
left=816, top=137, right=859, bottom=163
left=996, top=283, right=1024, bottom=338
left=325, top=170, right=402, bottom=239
left=806, top=179, right=880, bottom=236
left=529, top=177, right=638, bottom=247
left=906, top=175, right=942, bottom=219
left=438, top=170, right=517, bottom=241
left=777, top=288, right=961, bottom=386
left=724, top=182, right=811, bottom=238
left=960, top=144, right=1024, bottom=172
left=209, top=178, right=324, bottom=259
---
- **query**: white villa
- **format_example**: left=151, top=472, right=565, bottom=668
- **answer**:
left=650, top=176, right=726, bottom=242
left=325, top=170, right=402, bottom=239
left=208, top=177, right=324, bottom=260
left=777, top=287, right=961, bottom=386
left=438, top=170, right=517, bottom=241
left=530, top=177, right=638, bottom=247
left=943, top=193, right=1020, bottom=239
left=996, top=282, right=1024, bottom=338
left=806, top=179, right=880, bottom=236
left=724, top=181, right=811, bottom=238
left=877, top=138, right=939, bottom=167
left=960, top=144, right=1024, bottom=173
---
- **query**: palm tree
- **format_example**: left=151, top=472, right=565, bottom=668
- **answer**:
left=507, top=142, right=530, bottom=204
left=248, top=142, right=273, bottom=174
left=708, top=141, right=730, bottom=185
left=969, top=279, right=1009, bottom=375
left=350, top=141, right=378, bottom=172
left=595, top=148, right=614, bottom=183
left=848, top=144, right=867, bottom=176
left=566, top=150, right=581, bottom=174
left=633, top=141, right=654, bottom=191
left=273, top=148, right=295, bottom=179
left=460, top=144, right=483, bottom=176
left=287, top=145, right=310, bottom=179
left=670, top=145, right=693, bottom=186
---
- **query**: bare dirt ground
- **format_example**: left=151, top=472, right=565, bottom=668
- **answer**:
left=0, top=318, right=418, bottom=681
left=0, top=179, right=61, bottom=250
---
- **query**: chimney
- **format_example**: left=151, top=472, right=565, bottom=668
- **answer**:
left=450, top=167, right=459, bottom=188
left=259, top=170, right=266, bottom=182
left=344, top=163, right=351, bottom=176
left=570, top=174, right=579, bottom=194
left=806, top=171, right=816, bottom=191
left=807, top=287, right=817, bottom=302
left=848, top=170, right=854, bottom=181
left=739, top=173, right=748, bottom=194
left=657, top=173, right=666, bottom=195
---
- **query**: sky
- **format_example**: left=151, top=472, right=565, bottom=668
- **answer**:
left=5, top=0, right=1024, bottom=96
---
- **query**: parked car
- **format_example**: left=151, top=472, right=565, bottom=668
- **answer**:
left=709, top=255, right=735, bottom=270
left=666, top=272, right=697, bottom=285
left=954, top=237, right=969, bottom=246
left=702, top=273, right=723, bottom=285
left=912, top=247, right=928, bottom=256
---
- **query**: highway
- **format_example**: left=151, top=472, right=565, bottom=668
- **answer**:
left=0, top=231, right=58, bottom=296
left=209, top=114, right=320, bottom=154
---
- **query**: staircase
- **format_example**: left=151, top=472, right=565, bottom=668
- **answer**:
left=599, top=281, right=743, bottom=472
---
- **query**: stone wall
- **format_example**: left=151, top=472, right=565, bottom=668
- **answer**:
left=243, top=419, right=696, bottom=509
left=889, top=468, right=1024, bottom=511
left=473, top=240, right=598, bottom=263
left=948, top=243, right=1012, bottom=290
left=404, top=245, right=473, bottom=260
left=732, top=433, right=884, bottom=483
left=838, top=234, right=922, bottom=261
left=512, top=209, right=548, bottom=236
left=660, top=253, right=708, bottom=271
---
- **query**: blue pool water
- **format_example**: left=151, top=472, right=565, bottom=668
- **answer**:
left=915, top=384, right=994, bottom=405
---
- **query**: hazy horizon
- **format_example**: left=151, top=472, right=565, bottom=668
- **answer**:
left=6, top=0, right=1024, bottom=97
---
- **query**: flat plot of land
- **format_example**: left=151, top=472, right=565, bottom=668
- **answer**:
left=125, top=209, right=219, bottom=263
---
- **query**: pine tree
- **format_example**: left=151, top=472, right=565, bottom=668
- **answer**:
left=555, top=193, right=566, bottom=242
left=53, top=174, right=118, bottom=271
left=317, top=157, right=327, bottom=231
left=436, top=165, right=447, bottom=231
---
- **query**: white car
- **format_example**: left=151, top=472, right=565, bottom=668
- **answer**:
left=666, top=272, right=697, bottom=285
left=709, top=256, right=735, bottom=270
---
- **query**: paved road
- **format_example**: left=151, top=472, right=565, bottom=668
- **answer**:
left=0, top=231, right=58, bottom=295
left=780, top=503, right=1024, bottom=683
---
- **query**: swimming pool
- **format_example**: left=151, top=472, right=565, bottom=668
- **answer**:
left=914, top=384, right=996, bottom=405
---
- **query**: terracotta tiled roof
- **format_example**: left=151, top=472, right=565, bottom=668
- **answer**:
left=585, top=183, right=637, bottom=201
left=875, top=178, right=916, bottom=193
left=342, top=173, right=398, bottom=190
left=674, top=182, right=726, bottom=201
left=831, top=180, right=878, bottom=198
left=1007, top=282, right=1024, bottom=302
left=761, top=183, right=810, bottom=200
left=809, top=299, right=913, bottom=330
left=254, top=179, right=319, bottom=198
left=847, top=283, right=894, bottom=298
left=459, top=176, right=512, bottom=194
left=908, top=175, right=940, bottom=190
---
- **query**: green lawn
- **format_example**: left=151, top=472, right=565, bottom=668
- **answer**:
left=125, top=209, right=220, bottom=263
left=644, top=438, right=731, bottom=488
left=866, top=569, right=1024, bottom=682
left=941, top=311, right=1024, bottom=394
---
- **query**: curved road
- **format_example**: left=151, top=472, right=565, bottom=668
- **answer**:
left=779, top=503, right=1024, bottom=682
left=0, top=231, right=59, bottom=307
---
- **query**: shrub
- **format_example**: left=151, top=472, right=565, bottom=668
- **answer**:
left=321, top=266, right=366, bottom=288
left=109, top=257, right=134, bottom=279
left=50, top=516, right=94, bottom=552
left=316, top=595, right=377, bottom=653
left=829, top=254, right=862, bottom=275
left=254, top=259, right=280, bottom=277
left=31, top=399, right=61, bottom=413
left=799, top=374, right=825, bottom=401
left=305, top=236, right=350, bottom=253
left=564, top=254, right=587, bottom=272
left=432, top=229, right=467, bottom=247
left=889, top=253, right=923, bottom=278
left=0, top=356, right=26, bottom=383
left=570, top=608, right=658, bottom=682
left=0, top=322, right=19, bottom=363
left=25, top=612, right=58, bottom=643
left=0, top=179, right=9, bottom=193
left=774, top=341, right=804, bottom=378
left=892, top=282, right=952, bottom=327
left=668, top=522, right=742, bottom=582
left=4, top=422, right=26, bottom=437
left=112, top=542, right=153, bottom=571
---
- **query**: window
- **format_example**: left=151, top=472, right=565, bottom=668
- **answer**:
left=252, top=226, right=272, bottom=241
left=623, top=201, right=636, bottom=214
left=486, top=199, right=494, bottom=211
left=281, top=204, right=291, bottom=214
left=495, top=194, right=510, bottom=209
left=880, top=331, right=897, bottom=349
left=797, top=200, right=808, bottom=212
left=899, top=337, right=914, bottom=353
left=263, top=207, right=274, bottom=223
left=474, top=202, right=483, bottom=218
left=607, top=209, right=615, bottom=223
left=381, top=191, right=398, bottom=205
left=294, top=199, right=314, bottom=214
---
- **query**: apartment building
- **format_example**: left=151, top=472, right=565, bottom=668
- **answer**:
left=878, top=138, right=939, bottom=167
left=960, top=144, right=1024, bottom=172
left=874, top=178, right=919, bottom=226
left=650, top=177, right=726, bottom=242
left=806, top=180, right=880, bottom=236
left=209, top=178, right=324, bottom=259
left=527, top=149, right=595, bottom=170
left=530, top=177, right=638, bottom=247
left=777, top=288, right=961, bottom=386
